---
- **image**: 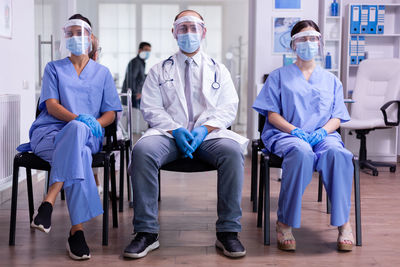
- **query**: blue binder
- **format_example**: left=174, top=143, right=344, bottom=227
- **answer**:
left=367, top=5, right=377, bottom=34
left=360, top=5, right=369, bottom=34
left=357, top=36, right=365, bottom=64
left=350, top=36, right=358, bottom=65
left=350, top=5, right=361, bottom=34
left=377, top=5, right=385, bottom=34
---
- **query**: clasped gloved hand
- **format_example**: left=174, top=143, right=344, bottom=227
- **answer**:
left=172, top=127, right=195, bottom=159
left=75, top=114, right=103, bottom=138
left=190, top=126, right=209, bottom=152
left=290, top=128, right=309, bottom=142
left=308, top=128, right=328, bottom=147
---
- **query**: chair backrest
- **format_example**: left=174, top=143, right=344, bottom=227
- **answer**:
left=351, top=58, right=400, bottom=122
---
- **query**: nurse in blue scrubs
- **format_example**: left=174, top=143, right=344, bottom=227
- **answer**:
left=253, top=20, right=354, bottom=252
left=29, top=14, right=122, bottom=260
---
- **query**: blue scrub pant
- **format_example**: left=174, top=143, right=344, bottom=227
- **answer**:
left=128, top=135, right=244, bottom=233
left=272, top=135, right=353, bottom=228
left=31, top=120, right=103, bottom=226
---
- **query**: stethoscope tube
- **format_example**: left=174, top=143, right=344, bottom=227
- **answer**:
left=160, top=56, right=220, bottom=89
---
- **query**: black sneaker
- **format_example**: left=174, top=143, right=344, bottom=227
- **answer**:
left=30, top=201, right=52, bottom=233
left=123, top=232, right=159, bottom=259
left=66, top=230, right=91, bottom=260
left=216, top=232, right=246, bottom=258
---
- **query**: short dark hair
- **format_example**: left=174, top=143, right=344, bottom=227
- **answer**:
left=68, top=14, right=92, bottom=28
left=139, top=42, right=151, bottom=50
left=290, top=20, right=320, bottom=37
left=290, top=20, right=320, bottom=49
left=174, top=10, right=204, bottom=21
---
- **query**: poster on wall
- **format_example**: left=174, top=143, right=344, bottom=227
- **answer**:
left=0, top=0, right=12, bottom=39
left=274, top=0, right=301, bottom=10
left=273, top=17, right=300, bottom=53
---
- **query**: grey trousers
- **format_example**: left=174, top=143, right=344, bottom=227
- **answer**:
left=128, top=135, right=244, bottom=233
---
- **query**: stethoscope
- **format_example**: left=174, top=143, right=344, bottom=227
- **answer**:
left=159, top=56, right=220, bottom=90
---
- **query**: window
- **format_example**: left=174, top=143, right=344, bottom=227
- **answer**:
left=141, top=4, right=179, bottom=72
left=188, top=5, right=222, bottom=62
left=99, top=3, right=136, bottom=88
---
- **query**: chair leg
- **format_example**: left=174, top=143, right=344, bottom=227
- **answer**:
left=158, top=170, right=161, bottom=202
left=326, top=195, right=331, bottom=214
left=126, top=145, right=133, bottom=208
left=251, top=140, right=258, bottom=212
left=318, top=173, right=323, bottom=202
left=119, top=147, right=124, bottom=212
left=26, top=168, right=34, bottom=223
left=9, top=160, right=19, bottom=246
left=257, top=155, right=264, bottom=228
left=102, top=154, right=110, bottom=246
left=263, top=154, right=270, bottom=246
left=110, top=154, right=118, bottom=228
left=353, top=157, right=362, bottom=246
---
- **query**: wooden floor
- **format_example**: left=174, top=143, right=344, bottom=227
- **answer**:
left=1, top=156, right=400, bottom=266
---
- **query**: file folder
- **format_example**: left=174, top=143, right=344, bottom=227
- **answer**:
left=350, top=5, right=361, bottom=34
left=350, top=36, right=358, bottom=65
left=377, top=5, right=385, bottom=34
left=367, top=5, right=377, bottom=34
left=360, top=5, right=369, bottom=34
left=357, top=36, right=365, bottom=64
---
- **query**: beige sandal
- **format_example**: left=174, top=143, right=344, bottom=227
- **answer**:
left=337, top=225, right=354, bottom=251
left=276, top=221, right=296, bottom=251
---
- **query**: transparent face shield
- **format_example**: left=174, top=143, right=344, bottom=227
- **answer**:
left=291, top=30, right=324, bottom=63
left=172, top=15, right=206, bottom=53
left=60, top=19, right=92, bottom=57
left=173, top=15, right=205, bottom=39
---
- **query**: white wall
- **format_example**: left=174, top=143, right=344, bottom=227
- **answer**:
left=0, top=0, right=35, bottom=143
left=247, top=0, right=320, bottom=142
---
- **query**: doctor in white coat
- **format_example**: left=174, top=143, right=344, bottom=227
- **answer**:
left=123, top=10, right=248, bottom=259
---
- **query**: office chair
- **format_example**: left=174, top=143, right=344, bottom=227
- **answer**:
left=341, top=58, right=400, bottom=176
left=254, top=114, right=362, bottom=246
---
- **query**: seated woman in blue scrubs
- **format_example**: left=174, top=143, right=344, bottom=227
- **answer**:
left=28, top=14, right=122, bottom=260
left=253, top=20, right=354, bottom=252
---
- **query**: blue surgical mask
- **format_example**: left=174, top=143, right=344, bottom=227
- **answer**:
left=66, top=36, right=91, bottom=56
left=139, top=51, right=150, bottom=60
left=177, top=33, right=201, bottom=53
left=295, top=41, right=319, bottom=61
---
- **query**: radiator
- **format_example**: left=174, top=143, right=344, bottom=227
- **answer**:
left=0, top=94, right=20, bottom=189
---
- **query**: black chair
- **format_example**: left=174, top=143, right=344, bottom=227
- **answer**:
left=102, top=119, right=131, bottom=212
left=158, top=158, right=216, bottom=201
left=9, top=121, right=119, bottom=246
left=157, top=127, right=232, bottom=201
left=254, top=115, right=362, bottom=246
left=251, top=114, right=329, bottom=213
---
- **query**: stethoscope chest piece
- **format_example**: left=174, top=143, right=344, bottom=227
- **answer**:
left=212, top=81, right=220, bottom=90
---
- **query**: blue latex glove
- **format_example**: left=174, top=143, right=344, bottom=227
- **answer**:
left=172, top=127, right=195, bottom=159
left=290, top=128, right=309, bottom=142
left=308, top=128, right=328, bottom=147
left=190, top=126, right=209, bottom=152
left=75, top=114, right=103, bottom=138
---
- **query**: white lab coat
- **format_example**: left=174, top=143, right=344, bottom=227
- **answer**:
left=139, top=51, right=249, bottom=152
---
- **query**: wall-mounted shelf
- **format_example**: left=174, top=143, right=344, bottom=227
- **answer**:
left=319, top=0, right=343, bottom=79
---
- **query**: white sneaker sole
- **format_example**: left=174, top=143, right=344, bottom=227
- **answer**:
left=30, top=221, right=51, bottom=234
left=66, top=241, right=91, bottom=260
left=215, top=239, right=246, bottom=258
left=123, top=240, right=160, bottom=259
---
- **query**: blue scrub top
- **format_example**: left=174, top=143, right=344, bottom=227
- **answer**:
left=252, top=64, right=350, bottom=152
left=29, top=57, right=122, bottom=146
